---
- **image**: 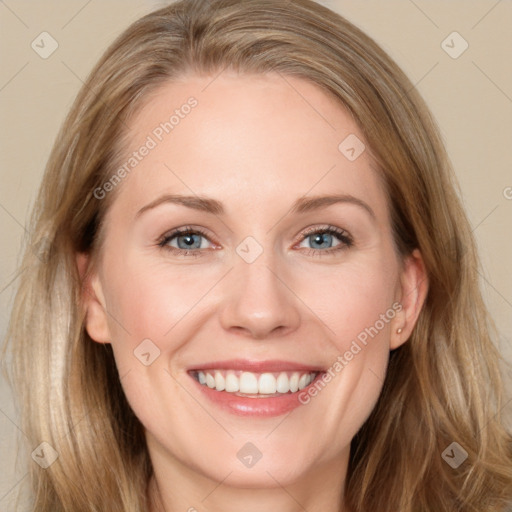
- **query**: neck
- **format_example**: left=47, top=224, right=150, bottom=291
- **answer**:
left=147, top=444, right=351, bottom=512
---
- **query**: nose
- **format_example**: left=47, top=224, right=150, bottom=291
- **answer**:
left=218, top=252, right=301, bottom=340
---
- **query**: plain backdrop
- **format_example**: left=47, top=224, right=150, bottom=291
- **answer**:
left=1, top=1, right=511, bottom=510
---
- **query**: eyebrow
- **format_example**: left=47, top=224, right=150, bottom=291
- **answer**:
left=135, top=193, right=375, bottom=220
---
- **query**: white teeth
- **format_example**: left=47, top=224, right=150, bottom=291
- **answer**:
left=205, top=373, right=215, bottom=389
left=298, top=373, right=309, bottom=390
left=276, top=372, right=290, bottom=393
left=239, top=372, right=259, bottom=394
left=214, top=371, right=225, bottom=391
left=289, top=372, right=300, bottom=392
left=195, top=369, right=317, bottom=395
left=258, top=373, right=277, bottom=394
left=225, top=371, right=239, bottom=392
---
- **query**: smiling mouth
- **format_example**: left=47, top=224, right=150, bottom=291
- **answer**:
left=190, top=369, right=320, bottom=397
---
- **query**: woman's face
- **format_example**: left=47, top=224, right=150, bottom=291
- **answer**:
left=80, top=72, right=427, bottom=494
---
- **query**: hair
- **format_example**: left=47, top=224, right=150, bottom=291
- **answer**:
left=3, top=0, right=512, bottom=510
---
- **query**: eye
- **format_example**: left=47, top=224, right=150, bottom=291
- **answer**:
left=157, top=226, right=214, bottom=257
left=157, top=224, right=354, bottom=258
left=296, top=225, right=353, bottom=255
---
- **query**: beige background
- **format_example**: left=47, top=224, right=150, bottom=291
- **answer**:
left=1, top=1, right=511, bottom=509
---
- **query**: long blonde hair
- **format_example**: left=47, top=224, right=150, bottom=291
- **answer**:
left=4, top=0, right=511, bottom=510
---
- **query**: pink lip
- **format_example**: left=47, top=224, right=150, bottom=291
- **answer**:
left=189, top=359, right=325, bottom=373
left=188, top=359, right=325, bottom=417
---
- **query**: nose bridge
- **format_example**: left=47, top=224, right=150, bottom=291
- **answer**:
left=218, top=241, right=301, bottom=339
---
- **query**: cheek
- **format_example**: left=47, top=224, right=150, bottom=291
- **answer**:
left=296, top=255, right=399, bottom=352
left=294, top=253, right=398, bottom=415
left=295, top=267, right=396, bottom=451
left=103, top=256, right=220, bottom=357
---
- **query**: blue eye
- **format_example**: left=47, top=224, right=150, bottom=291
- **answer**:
left=157, top=226, right=213, bottom=257
left=157, top=225, right=353, bottom=257
left=302, top=232, right=339, bottom=250
left=297, top=226, right=353, bottom=254
left=173, top=232, right=205, bottom=250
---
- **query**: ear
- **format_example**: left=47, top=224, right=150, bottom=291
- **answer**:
left=76, top=252, right=111, bottom=344
left=390, top=248, right=429, bottom=350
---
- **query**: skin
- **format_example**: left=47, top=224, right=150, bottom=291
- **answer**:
left=78, top=72, right=428, bottom=512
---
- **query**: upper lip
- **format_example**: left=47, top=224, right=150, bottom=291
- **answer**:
left=189, top=359, right=325, bottom=373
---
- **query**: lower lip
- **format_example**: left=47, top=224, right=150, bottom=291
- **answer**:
left=189, top=372, right=324, bottom=417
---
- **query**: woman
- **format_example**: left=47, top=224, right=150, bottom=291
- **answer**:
left=4, top=0, right=512, bottom=510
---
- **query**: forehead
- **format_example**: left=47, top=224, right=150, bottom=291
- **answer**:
left=107, top=71, right=389, bottom=226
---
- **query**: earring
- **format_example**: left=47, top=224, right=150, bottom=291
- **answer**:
left=396, top=327, right=403, bottom=334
